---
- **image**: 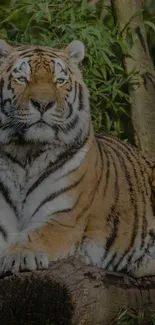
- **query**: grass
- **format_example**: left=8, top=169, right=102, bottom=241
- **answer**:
left=111, top=308, right=155, bottom=325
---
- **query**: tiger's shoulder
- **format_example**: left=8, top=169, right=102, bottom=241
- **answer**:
left=94, top=133, right=155, bottom=195
left=95, top=133, right=155, bottom=171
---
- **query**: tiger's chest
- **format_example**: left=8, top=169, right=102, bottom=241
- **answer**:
left=0, top=151, right=71, bottom=222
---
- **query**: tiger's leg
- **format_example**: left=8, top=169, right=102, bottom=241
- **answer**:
left=130, top=259, right=155, bottom=278
left=79, top=237, right=155, bottom=278
left=0, top=220, right=82, bottom=275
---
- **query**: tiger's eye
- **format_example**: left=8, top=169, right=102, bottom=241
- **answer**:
left=18, top=76, right=27, bottom=82
left=56, top=78, right=66, bottom=84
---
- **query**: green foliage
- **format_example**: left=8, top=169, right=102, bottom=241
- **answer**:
left=111, top=307, right=155, bottom=325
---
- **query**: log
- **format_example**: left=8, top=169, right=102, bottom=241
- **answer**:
left=0, top=258, right=155, bottom=325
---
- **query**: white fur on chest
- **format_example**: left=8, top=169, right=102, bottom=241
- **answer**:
left=0, top=142, right=89, bottom=241
left=22, top=145, right=88, bottom=230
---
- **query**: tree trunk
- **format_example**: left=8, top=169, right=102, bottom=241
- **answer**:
left=1, top=258, right=155, bottom=325
left=111, top=0, right=155, bottom=159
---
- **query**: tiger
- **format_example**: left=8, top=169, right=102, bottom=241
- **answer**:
left=0, top=38, right=155, bottom=278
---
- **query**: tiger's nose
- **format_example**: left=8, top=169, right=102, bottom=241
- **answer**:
left=30, top=98, right=56, bottom=114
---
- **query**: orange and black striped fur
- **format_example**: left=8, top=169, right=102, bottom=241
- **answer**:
left=0, top=39, right=155, bottom=278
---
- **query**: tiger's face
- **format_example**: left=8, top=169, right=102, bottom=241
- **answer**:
left=0, top=40, right=90, bottom=146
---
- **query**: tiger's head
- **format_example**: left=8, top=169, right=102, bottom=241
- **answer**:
left=0, top=40, right=90, bottom=147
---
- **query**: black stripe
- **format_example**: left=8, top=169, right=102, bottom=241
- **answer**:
left=6, top=64, right=13, bottom=73
left=43, top=53, right=60, bottom=59
left=94, top=141, right=99, bottom=170
left=96, top=139, right=104, bottom=186
left=104, top=215, right=119, bottom=261
left=55, top=191, right=84, bottom=216
left=102, top=143, right=110, bottom=197
left=66, top=101, right=73, bottom=119
left=105, top=252, right=117, bottom=271
left=136, top=231, right=155, bottom=268
left=0, top=77, right=13, bottom=117
left=4, top=152, right=25, bottom=169
left=0, top=181, right=19, bottom=218
left=49, top=219, right=74, bottom=229
left=151, top=182, right=155, bottom=220
left=142, top=155, right=154, bottom=168
left=101, top=148, right=120, bottom=260
left=0, top=224, right=8, bottom=241
left=141, top=187, right=147, bottom=249
left=114, top=249, right=131, bottom=272
left=0, top=78, right=4, bottom=106
left=126, top=248, right=136, bottom=265
left=35, top=256, right=39, bottom=269
left=19, top=53, right=34, bottom=58
left=25, top=135, right=88, bottom=199
left=67, top=67, right=73, bottom=75
left=3, top=99, right=12, bottom=116
left=76, top=192, right=96, bottom=223
left=56, top=62, right=67, bottom=75
left=32, top=172, right=86, bottom=218
left=78, top=84, right=84, bottom=110
left=73, top=81, right=77, bottom=104
left=62, top=115, right=79, bottom=133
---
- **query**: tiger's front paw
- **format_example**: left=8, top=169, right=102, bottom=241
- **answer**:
left=0, top=250, right=49, bottom=276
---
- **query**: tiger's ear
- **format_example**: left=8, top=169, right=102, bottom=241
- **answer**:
left=65, top=40, right=85, bottom=64
left=0, top=39, right=12, bottom=58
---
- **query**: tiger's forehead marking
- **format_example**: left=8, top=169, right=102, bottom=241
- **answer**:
left=16, top=46, right=67, bottom=61
left=14, top=47, right=68, bottom=69
left=11, top=52, right=69, bottom=81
